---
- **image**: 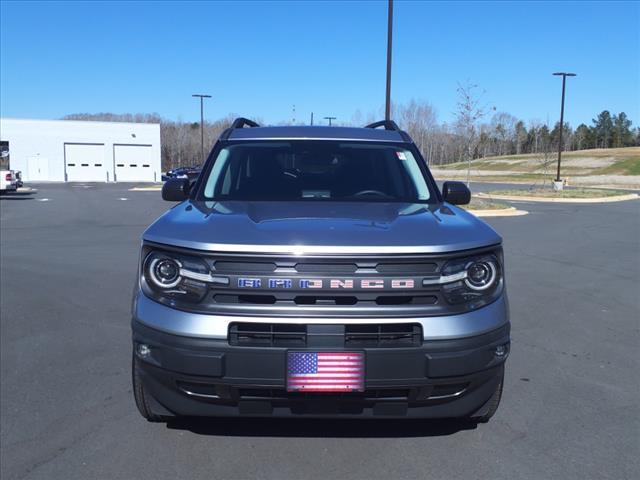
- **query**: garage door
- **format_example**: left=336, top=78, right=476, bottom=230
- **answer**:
left=114, top=145, right=155, bottom=182
left=65, top=144, right=107, bottom=182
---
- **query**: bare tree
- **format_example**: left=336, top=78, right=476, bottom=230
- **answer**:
left=454, top=81, right=489, bottom=185
left=396, top=99, right=438, bottom=162
left=490, top=112, right=518, bottom=156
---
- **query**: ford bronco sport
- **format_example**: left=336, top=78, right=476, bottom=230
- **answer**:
left=132, top=118, right=510, bottom=423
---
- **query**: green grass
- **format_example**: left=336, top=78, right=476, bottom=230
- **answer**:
left=461, top=198, right=510, bottom=210
left=448, top=160, right=529, bottom=171
left=466, top=173, right=552, bottom=183
left=486, top=188, right=629, bottom=198
left=436, top=147, right=640, bottom=177
left=599, top=157, right=640, bottom=175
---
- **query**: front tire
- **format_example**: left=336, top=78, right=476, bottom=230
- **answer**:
left=132, top=354, right=163, bottom=422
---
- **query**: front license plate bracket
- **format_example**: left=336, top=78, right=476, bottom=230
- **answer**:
left=287, top=351, right=365, bottom=393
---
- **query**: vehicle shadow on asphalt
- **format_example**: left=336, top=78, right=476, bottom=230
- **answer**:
left=166, top=417, right=476, bottom=438
left=0, top=192, right=36, bottom=200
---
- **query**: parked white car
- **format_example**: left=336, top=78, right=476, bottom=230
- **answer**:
left=0, top=169, right=18, bottom=193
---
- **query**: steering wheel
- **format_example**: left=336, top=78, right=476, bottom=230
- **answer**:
left=352, top=189, right=391, bottom=198
left=283, top=168, right=300, bottom=179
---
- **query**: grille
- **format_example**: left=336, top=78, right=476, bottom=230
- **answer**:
left=344, top=324, right=422, bottom=347
left=181, top=385, right=467, bottom=402
left=205, top=253, right=448, bottom=317
left=228, top=323, right=307, bottom=347
left=145, top=245, right=497, bottom=317
left=228, top=323, right=422, bottom=348
left=177, top=382, right=470, bottom=404
left=236, top=388, right=413, bottom=401
left=212, top=294, right=437, bottom=306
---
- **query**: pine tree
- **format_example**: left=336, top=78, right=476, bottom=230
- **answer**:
left=592, top=111, right=614, bottom=148
left=550, top=122, right=573, bottom=151
left=515, top=121, right=527, bottom=154
left=612, top=112, right=633, bottom=147
left=574, top=124, right=593, bottom=150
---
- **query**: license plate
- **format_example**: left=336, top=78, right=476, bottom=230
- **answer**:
left=287, top=351, right=365, bottom=392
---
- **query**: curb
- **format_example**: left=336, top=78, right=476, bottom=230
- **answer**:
left=475, top=192, right=639, bottom=204
left=588, top=185, right=640, bottom=192
left=465, top=207, right=529, bottom=217
left=433, top=177, right=640, bottom=190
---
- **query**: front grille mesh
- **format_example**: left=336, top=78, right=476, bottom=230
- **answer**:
left=228, top=323, right=307, bottom=347
left=345, top=324, right=423, bottom=347
left=228, top=323, right=422, bottom=348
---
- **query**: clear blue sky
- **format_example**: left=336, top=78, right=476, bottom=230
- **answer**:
left=1, top=1, right=638, bottom=127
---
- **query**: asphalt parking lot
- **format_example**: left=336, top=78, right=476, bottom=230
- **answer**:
left=1, top=183, right=638, bottom=480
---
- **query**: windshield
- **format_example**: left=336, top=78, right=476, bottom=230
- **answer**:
left=200, top=141, right=434, bottom=202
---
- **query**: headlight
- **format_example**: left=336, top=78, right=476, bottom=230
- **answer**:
left=148, top=257, right=181, bottom=288
left=440, top=253, right=503, bottom=306
left=141, top=250, right=211, bottom=304
left=465, top=259, right=497, bottom=291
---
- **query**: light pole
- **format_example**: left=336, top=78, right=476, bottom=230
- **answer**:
left=385, top=0, right=393, bottom=121
left=192, top=94, right=211, bottom=165
left=324, top=116, right=336, bottom=126
left=552, top=73, right=576, bottom=186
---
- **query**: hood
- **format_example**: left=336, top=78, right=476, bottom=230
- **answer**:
left=142, top=200, right=501, bottom=254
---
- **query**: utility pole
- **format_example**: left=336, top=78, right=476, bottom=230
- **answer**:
left=385, top=0, right=393, bottom=121
left=192, top=94, right=211, bottom=165
left=552, top=73, right=576, bottom=187
left=310, top=112, right=314, bottom=126
left=292, top=104, right=296, bottom=125
left=324, top=116, right=336, bottom=126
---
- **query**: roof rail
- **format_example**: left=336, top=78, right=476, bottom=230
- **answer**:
left=230, top=117, right=260, bottom=129
left=220, top=117, right=261, bottom=140
left=364, top=120, right=401, bottom=131
left=364, top=119, right=413, bottom=142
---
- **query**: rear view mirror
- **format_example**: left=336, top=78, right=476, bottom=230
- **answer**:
left=162, top=178, right=191, bottom=202
left=442, top=181, right=471, bottom=205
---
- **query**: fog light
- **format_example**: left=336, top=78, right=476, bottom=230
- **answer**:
left=495, top=343, right=509, bottom=357
left=137, top=343, right=151, bottom=358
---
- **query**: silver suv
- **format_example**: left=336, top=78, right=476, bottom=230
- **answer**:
left=132, top=119, right=510, bottom=423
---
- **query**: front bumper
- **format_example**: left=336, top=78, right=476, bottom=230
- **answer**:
left=131, top=295, right=510, bottom=418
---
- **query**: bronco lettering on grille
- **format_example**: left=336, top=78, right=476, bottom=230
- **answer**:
left=238, top=278, right=416, bottom=289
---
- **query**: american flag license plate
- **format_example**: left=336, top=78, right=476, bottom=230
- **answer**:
left=287, top=351, right=365, bottom=392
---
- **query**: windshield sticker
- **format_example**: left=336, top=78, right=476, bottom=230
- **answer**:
left=396, top=151, right=407, bottom=160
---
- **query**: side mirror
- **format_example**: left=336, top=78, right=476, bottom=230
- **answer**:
left=442, top=181, right=471, bottom=205
left=162, top=178, right=191, bottom=202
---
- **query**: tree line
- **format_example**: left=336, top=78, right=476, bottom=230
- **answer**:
left=64, top=96, right=638, bottom=170
left=387, top=82, right=638, bottom=166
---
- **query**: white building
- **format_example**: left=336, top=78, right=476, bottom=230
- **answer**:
left=0, top=118, right=161, bottom=182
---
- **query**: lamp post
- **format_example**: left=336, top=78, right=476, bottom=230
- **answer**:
left=324, top=116, right=336, bottom=126
left=552, top=73, right=576, bottom=188
left=192, top=94, right=211, bottom=164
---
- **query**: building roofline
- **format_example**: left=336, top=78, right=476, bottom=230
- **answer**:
left=0, top=117, right=160, bottom=127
